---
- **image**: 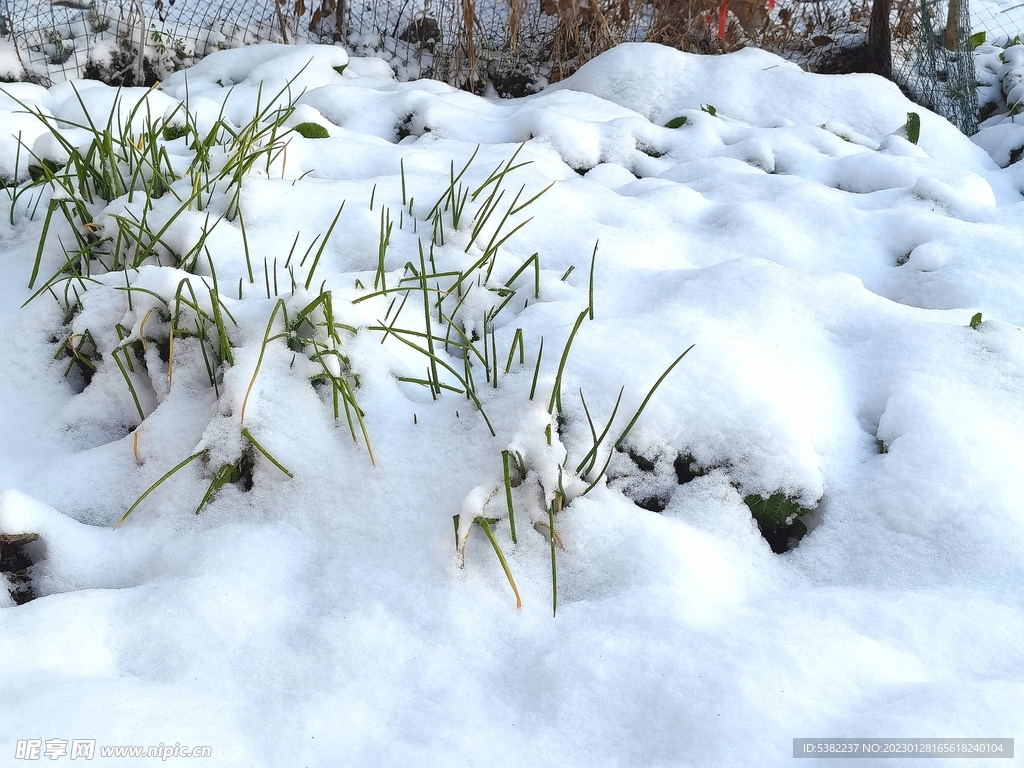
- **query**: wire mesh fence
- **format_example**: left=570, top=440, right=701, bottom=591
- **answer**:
left=0, top=0, right=1003, bottom=133
left=893, top=0, right=980, bottom=133
left=972, top=0, right=1024, bottom=45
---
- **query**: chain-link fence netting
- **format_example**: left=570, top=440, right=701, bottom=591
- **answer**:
left=893, top=0, right=979, bottom=133
left=0, top=0, right=1000, bottom=133
left=972, top=0, right=1024, bottom=45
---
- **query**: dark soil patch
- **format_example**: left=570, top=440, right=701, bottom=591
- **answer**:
left=1, top=533, right=39, bottom=605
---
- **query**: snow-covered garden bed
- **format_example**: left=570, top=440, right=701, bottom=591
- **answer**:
left=1, top=42, right=1022, bottom=765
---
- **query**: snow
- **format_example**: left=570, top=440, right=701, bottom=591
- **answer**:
left=2, top=41, right=1024, bottom=765
left=0, top=40, right=24, bottom=83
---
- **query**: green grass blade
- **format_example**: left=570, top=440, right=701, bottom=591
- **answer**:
left=378, top=326, right=495, bottom=436
left=576, top=386, right=624, bottom=477
left=502, top=450, right=518, bottom=544
left=475, top=516, right=522, bottom=609
left=614, top=344, right=694, bottom=450
left=194, top=462, right=237, bottom=515
left=530, top=336, right=544, bottom=400
left=112, top=346, right=146, bottom=423
left=548, top=500, right=558, bottom=617
left=505, top=328, right=524, bottom=373
left=548, top=308, right=589, bottom=415
left=241, top=299, right=288, bottom=423
left=115, top=450, right=205, bottom=528
left=237, top=209, right=255, bottom=283
left=588, top=241, right=598, bottom=320
left=28, top=198, right=58, bottom=289
left=304, top=202, right=345, bottom=290
left=241, top=427, right=294, bottom=478
left=209, top=288, right=234, bottom=366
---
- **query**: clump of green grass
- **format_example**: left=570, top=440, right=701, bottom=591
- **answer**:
left=12, top=76, right=382, bottom=529
left=241, top=291, right=372, bottom=462
left=351, top=147, right=560, bottom=436
left=453, top=319, right=693, bottom=615
left=12, top=75, right=309, bottom=298
left=194, top=445, right=255, bottom=515
left=410, top=170, right=698, bottom=614
left=55, top=327, right=99, bottom=389
left=118, top=425, right=294, bottom=527
left=113, top=281, right=369, bottom=527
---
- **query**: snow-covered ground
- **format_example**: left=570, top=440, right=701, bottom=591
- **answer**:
left=1, top=42, right=1023, bottom=766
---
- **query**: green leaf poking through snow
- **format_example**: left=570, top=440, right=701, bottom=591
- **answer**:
left=665, top=116, right=688, bottom=129
left=293, top=122, right=330, bottom=139
left=905, top=112, right=921, bottom=145
left=743, top=492, right=813, bottom=533
left=969, top=31, right=986, bottom=50
left=970, top=312, right=983, bottom=329
left=162, top=123, right=189, bottom=141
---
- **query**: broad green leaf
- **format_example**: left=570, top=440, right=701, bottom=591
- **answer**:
left=293, top=122, right=330, bottom=139
left=905, top=112, right=921, bottom=145
left=743, top=492, right=813, bottom=533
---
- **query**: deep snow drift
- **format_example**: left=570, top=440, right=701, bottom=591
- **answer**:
left=1, top=42, right=1023, bottom=766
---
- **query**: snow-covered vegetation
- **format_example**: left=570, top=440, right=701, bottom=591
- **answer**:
left=1, top=42, right=1023, bottom=765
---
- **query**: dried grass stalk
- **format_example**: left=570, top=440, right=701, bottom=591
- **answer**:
left=507, top=0, right=526, bottom=52
left=309, top=0, right=336, bottom=31
left=542, top=0, right=627, bottom=79
left=461, top=0, right=480, bottom=86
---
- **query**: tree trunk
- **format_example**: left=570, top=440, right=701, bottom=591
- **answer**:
left=334, top=0, right=347, bottom=42
left=944, top=0, right=962, bottom=50
left=867, top=0, right=893, bottom=78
